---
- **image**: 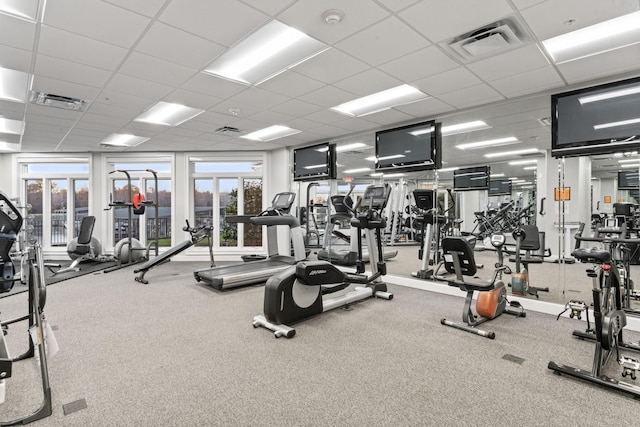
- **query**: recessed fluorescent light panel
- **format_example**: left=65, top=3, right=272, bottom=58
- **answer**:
left=621, top=163, right=640, bottom=168
left=437, top=167, right=460, bottom=172
left=134, top=102, right=204, bottom=126
left=204, top=20, right=328, bottom=85
left=508, top=159, right=537, bottom=165
left=456, top=136, right=518, bottom=150
left=343, top=168, right=372, bottom=174
left=618, top=158, right=640, bottom=163
left=0, top=67, right=29, bottom=103
left=441, top=120, right=491, bottom=136
left=336, top=143, right=369, bottom=152
left=240, top=125, right=300, bottom=142
left=490, top=173, right=505, bottom=177
left=100, top=133, right=149, bottom=148
left=0, top=0, right=38, bottom=21
left=331, top=84, right=428, bottom=117
left=0, top=118, right=24, bottom=135
left=542, top=11, right=640, bottom=64
left=484, top=148, right=539, bottom=158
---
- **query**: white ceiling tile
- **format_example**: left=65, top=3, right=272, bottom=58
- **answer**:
left=246, top=110, right=295, bottom=126
left=0, top=13, right=36, bottom=51
left=0, top=44, right=32, bottom=73
left=270, top=99, right=324, bottom=117
left=511, top=0, right=547, bottom=10
left=490, top=66, right=564, bottom=98
left=38, top=26, right=128, bottom=71
left=286, top=116, right=328, bottom=131
left=135, top=22, right=226, bottom=70
left=104, top=73, right=174, bottom=101
left=556, top=43, right=640, bottom=85
left=34, top=54, right=111, bottom=88
left=227, top=87, right=289, bottom=111
left=164, top=89, right=223, bottom=111
left=158, top=0, right=267, bottom=47
left=103, top=0, right=167, bottom=17
left=92, top=90, right=153, bottom=111
left=118, top=52, right=197, bottom=86
left=85, top=102, right=141, bottom=120
left=332, top=118, right=379, bottom=133
left=466, top=44, right=550, bottom=82
left=293, top=49, right=370, bottom=84
left=413, top=68, right=482, bottom=96
left=258, top=70, right=325, bottom=98
left=378, top=46, right=459, bottom=83
left=521, top=0, right=639, bottom=40
left=182, top=73, right=247, bottom=99
left=31, top=76, right=101, bottom=101
left=437, top=84, right=505, bottom=108
left=333, top=68, right=402, bottom=96
left=304, top=109, right=348, bottom=125
left=44, top=0, right=151, bottom=48
left=400, top=0, right=514, bottom=43
left=239, top=0, right=297, bottom=15
left=298, top=85, right=357, bottom=108
left=78, top=113, right=129, bottom=128
left=278, top=0, right=389, bottom=45
left=394, top=97, right=455, bottom=118
left=336, top=17, right=429, bottom=66
left=359, top=108, right=413, bottom=126
left=373, top=0, right=422, bottom=13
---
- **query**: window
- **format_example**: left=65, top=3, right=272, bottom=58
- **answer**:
left=19, top=159, right=90, bottom=250
left=191, top=158, right=264, bottom=250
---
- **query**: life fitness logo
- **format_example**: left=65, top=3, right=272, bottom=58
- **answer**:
left=309, top=269, right=327, bottom=276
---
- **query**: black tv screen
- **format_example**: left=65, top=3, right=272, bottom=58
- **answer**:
left=551, top=76, right=640, bottom=158
left=375, top=120, right=441, bottom=172
left=489, top=179, right=512, bottom=196
left=618, top=170, right=640, bottom=190
left=293, top=142, right=336, bottom=182
left=453, top=166, right=490, bottom=191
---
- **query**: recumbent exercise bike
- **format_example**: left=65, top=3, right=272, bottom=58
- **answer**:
left=440, top=232, right=525, bottom=339
left=253, top=184, right=394, bottom=338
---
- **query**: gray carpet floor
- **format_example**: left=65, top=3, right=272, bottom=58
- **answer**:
left=2, top=259, right=640, bottom=426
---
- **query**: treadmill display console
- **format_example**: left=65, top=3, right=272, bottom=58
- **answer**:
left=361, top=186, right=390, bottom=210
left=272, top=193, right=295, bottom=212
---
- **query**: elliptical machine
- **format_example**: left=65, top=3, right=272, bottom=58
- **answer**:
left=253, top=184, right=394, bottom=338
left=440, top=231, right=525, bottom=339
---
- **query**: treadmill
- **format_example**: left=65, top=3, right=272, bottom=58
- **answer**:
left=317, top=189, right=397, bottom=266
left=193, top=192, right=307, bottom=290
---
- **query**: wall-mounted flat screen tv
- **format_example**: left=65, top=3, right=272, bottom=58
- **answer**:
left=489, top=179, right=512, bottom=196
left=551, top=76, right=640, bottom=158
left=293, top=142, right=336, bottom=182
left=453, top=166, right=490, bottom=191
left=618, top=170, right=640, bottom=190
left=375, top=120, right=441, bottom=172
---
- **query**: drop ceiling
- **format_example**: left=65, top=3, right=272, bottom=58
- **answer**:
left=1, top=0, right=639, bottom=183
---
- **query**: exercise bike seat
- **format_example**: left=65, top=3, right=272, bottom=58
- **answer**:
left=441, top=236, right=496, bottom=292
left=571, top=247, right=611, bottom=264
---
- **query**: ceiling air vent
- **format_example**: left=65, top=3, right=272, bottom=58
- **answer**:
left=442, top=16, right=531, bottom=63
left=29, top=91, right=90, bottom=112
left=214, top=126, right=242, bottom=136
left=538, top=117, right=552, bottom=126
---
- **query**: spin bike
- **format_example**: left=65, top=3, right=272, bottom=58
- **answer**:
left=548, top=231, right=640, bottom=397
left=252, top=184, right=394, bottom=338
left=440, top=232, right=525, bottom=339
